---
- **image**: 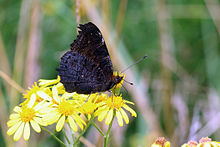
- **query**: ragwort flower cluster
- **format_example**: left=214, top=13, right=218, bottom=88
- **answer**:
left=151, top=137, right=220, bottom=147
left=7, top=73, right=137, bottom=141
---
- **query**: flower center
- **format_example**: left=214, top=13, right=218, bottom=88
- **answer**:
left=81, top=102, right=96, bottom=114
left=58, top=101, right=74, bottom=116
left=155, top=137, right=167, bottom=146
left=94, top=94, right=107, bottom=103
left=199, top=137, right=212, bottom=143
left=20, top=107, right=36, bottom=122
left=106, top=96, right=124, bottom=109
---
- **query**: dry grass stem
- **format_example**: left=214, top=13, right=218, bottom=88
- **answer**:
left=0, top=70, right=25, bottom=94
left=156, top=0, right=174, bottom=137
left=204, top=0, right=220, bottom=35
left=75, top=0, right=81, bottom=25
left=24, top=0, right=41, bottom=87
left=116, top=0, right=128, bottom=38
left=0, top=33, right=11, bottom=93
left=74, top=132, right=96, bottom=147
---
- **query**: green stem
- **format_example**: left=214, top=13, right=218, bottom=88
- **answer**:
left=104, top=110, right=116, bottom=147
left=92, top=121, right=105, bottom=136
left=41, top=126, right=66, bottom=147
left=62, top=129, right=71, bottom=145
left=73, top=116, right=94, bottom=146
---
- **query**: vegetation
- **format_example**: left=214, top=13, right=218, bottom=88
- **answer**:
left=1, top=0, right=220, bottom=146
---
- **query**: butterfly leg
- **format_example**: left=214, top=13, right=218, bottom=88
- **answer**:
left=82, top=93, right=91, bottom=105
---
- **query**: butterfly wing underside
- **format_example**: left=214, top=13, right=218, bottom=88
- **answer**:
left=71, top=22, right=113, bottom=79
left=57, top=22, right=114, bottom=94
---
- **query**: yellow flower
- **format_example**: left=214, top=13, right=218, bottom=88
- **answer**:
left=38, top=76, right=60, bottom=87
left=181, top=137, right=220, bottom=147
left=151, top=137, right=170, bottom=147
left=23, top=82, right=51, bottom=102
left=197, top=137, right=220, bottom=147
left=95, top=94, right=136, bottom=127
left=38, top=76, right=66, bottom=95
left=43, top=85, right=86, bottom=132
left=92, top=93, right=108, bottom=104
left=35, top=83, right=65, bottom=102
left=181, top=141, right=198, bottom=147
left=80, top=94, right=100, bottom=119
left=7, top=94, right=48, bottom=141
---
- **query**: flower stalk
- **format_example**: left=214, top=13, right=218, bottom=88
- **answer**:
left=92, top=121, right=105, bottom=137
left=73, top=115, right=94, bottom=146
left=41, top=126, right=66, bottom=147
left=62, top=129, right=71, bottom=145
left=104, top=110, right=116, bottom=147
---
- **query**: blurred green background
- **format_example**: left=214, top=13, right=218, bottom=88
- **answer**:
left=1, top=0, right=220, bottom=146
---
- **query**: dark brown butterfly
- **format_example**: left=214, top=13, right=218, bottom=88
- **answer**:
left=57, top=22, right=123, bottom=94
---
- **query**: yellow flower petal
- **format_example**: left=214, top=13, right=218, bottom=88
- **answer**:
left=68, top=116, right=78, bottom=132
left=13, top=106, right=21, bottom=113
left=62, top=92, right=76, bottom=101
left=33, top=117, right=47, bottom=126
left=33, top=117, right=42, bottom=124
left=124, top=100, right=135, bottom=105
left=119, top=108, right=129, bottom=124
left=38, top=77, right=60, bottom=87
left=45, top=111, right=61, bottom=125
left=197, top=142, right=214, bottom=147
left=27, top=93, right=36, bottom=108
left=7, top=118, right=21, bottom=127
left=34, top=100, right=50, bottom=111
left=72, top=114, right=85, bottom=130
left=13, top=122, right=24, bottom=141
left=30, top=120, right=41, bottom=133
left=37, top=91, right=52, bottom=101
left=105, top=109, right=113, bottom=125
left=7, top=121, right=22, bottom=136
left=56, top=82, right=63, bottom=88
left=52, top=86, right=60, bottom=103
left=56, top=115, right=65, bottom=132
left=88, top=114, right=91, bottom=120
left=95, top=106, right=108, bottom=116
left=9, top=114, right=20, bottom=119
left=123, top=104, right=137, bottom=117
left=151, top=144, right=160, bottom=147
left=98, top=110, right=108, bottom=122
left=165, top=142, right=171, bottom=147
left=116, top=111, right=123, bottom=127
left=73, top=113, right=86, bottom=125
left=24, top=122, right=30, bottom=140
left=181, top=144, right=189, bottom=147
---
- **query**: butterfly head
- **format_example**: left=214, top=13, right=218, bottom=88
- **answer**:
left=112, top=74, right=124, bottom=86
left=108, top=74, right=124, bottom=95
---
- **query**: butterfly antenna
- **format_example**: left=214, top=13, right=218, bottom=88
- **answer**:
left=121, top=55, right=147, bottom=73
left=124, top=79, right=133, bottom=85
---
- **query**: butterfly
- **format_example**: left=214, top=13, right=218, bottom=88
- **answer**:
left=57, top=22, right=123, bottom=94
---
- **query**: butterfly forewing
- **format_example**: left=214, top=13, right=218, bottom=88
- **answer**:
left=70, top=22, right=113, bottom=79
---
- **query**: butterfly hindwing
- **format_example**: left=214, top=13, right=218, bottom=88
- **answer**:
left=57, top=51, right=107, bottom=94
